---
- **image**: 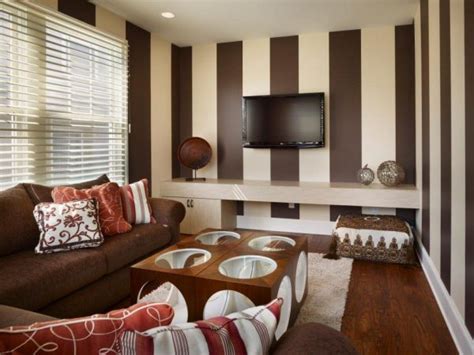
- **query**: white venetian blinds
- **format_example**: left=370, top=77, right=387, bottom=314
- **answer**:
left=0, top=1, right=128, bottom=189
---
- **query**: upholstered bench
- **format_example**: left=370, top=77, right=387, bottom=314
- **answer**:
left=333, top=215, right=416, bottom=264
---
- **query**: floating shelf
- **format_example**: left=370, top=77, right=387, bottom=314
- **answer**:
left=161, top=178, right=420, bottom=209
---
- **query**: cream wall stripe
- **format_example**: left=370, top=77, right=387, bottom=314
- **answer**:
left=298, top=32, right=330, bottom=221
left=192, top=44, right=217, bottom=178
left=361, top=26, right=396, bottom=176
left=151, top=35, right=172, bottom=197
left=449, top=0, right=465, bottom=318
left=428, top=0, right=442, bottom=271
left=242, top=38, right=271, bottom=217
left=95, top=6, right=125, bottom=39
left=361, top=26, right=396, bottom=216
left=415, top=5, right=423, bottom=234
left=298, top=32, right=330, bottom=183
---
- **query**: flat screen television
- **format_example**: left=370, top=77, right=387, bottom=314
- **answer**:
left=242, top=92, right=325, bottom=148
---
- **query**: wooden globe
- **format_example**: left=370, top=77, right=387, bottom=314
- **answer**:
left=177, top=137, right=212, bottom=170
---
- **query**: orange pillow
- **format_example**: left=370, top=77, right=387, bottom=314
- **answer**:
left=52, top=182, right=131, bottom=236
left=0, top=302, right=174, bottom=354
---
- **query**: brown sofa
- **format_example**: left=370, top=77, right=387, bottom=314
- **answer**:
left=0, top=180, right=185, bottom=319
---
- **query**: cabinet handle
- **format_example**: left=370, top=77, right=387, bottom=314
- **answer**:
left=186, top=199, right=190, bottom=208
left=190, top=199, right=194, bottom=208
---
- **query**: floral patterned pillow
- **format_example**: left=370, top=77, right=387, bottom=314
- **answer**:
left=33, top=199, right=104, bottom=254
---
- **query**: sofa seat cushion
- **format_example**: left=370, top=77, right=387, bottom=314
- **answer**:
left=99, top=223, right=172, bottom=274
left=0, top=248, right=107, bottom=311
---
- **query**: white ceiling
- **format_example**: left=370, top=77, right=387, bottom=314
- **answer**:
left=92, top=0, right=419, bottom=47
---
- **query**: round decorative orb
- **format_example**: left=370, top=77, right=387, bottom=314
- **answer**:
left=377, top=160, right=406, bottom=187
left=357, top=164, right=375, bottom=185
left=178, top=137, right=212, bottom=170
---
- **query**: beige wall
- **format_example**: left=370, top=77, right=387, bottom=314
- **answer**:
left=151, top=35, right=172, bottom=197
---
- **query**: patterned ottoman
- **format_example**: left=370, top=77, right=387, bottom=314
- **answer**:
left=333, top=215, right=416, bottom=264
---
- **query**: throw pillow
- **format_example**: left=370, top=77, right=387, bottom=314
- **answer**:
left=0, top=303, right=174, bottom=354
left=119, top=298, right=282, bottom=354
left=23, top=174, right=110, bottom=204
left=52, top=182, right=132, bottom=236
left=33, top=199, right=103, bottom=254
left=120, top=179, right=156, bottom=224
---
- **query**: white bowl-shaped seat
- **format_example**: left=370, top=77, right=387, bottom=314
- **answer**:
left=155, top=248, right=211, bottom=269
left=218, top=255, right=277, bottom=279
left=275, top=276, right=292, bottom=340
left=248, top=236, right=296, bottom=252
left=203, top=290, right=255, bottom=319
left=138, top=281, right=188, bottom=324
left=195, top=231, right=240, bottom=245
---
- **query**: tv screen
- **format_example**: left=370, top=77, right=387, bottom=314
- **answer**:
left=242, top=93, right=325, bottom=148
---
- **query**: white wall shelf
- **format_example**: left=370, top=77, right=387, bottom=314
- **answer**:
left=161, top=178, right=420, bottom=209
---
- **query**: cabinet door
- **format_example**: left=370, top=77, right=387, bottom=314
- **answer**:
left=191, top=199, right=222, bottom=233
left=167, top=197, right=194, bottom=234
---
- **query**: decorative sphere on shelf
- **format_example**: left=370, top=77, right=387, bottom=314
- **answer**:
left=377, top=160, right=406, bottom=187
left=357, top=164, right=375, bottom=185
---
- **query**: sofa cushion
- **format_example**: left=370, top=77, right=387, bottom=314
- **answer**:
left=23, top=174, right=110, bottom=205
left=99, top=223, right=172, bottom=273
left=0, top=184, right=39, bottom=256
left=0, top=248, right=107, bottom=311
left=52, top=182, right=132, bottom=237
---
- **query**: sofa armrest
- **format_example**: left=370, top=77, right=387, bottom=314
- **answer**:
left=150, top=198, right=186, bottom=244
left=0, top=305, right=56, bottom=328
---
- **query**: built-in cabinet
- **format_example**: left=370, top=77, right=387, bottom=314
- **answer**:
left=166, top=197, right=236, bottom=234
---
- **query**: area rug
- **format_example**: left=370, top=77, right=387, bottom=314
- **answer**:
left=295, top=253, right=353, bottom=331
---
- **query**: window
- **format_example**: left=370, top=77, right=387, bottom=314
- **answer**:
left=0, top=1, right=128, bottom=189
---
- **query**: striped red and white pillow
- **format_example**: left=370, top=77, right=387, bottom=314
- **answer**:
left=119, top=298, right=282, bottom=355
left=120, top=179, right=156, bottom=225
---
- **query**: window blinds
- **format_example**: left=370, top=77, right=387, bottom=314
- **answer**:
left=0, top=1, right=128, bottom=189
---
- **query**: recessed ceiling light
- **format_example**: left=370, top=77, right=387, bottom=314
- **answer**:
left=161, top=12, right=175, bottom=19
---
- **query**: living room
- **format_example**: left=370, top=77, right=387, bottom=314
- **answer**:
left=0, top=0, right=472, bottom=354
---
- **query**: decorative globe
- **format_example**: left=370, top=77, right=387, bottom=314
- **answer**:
left=357, top=164, right=375, bottom=185
left=177, top=137, right=212, bottom=170
left=377, top=160, right=406, bottom=187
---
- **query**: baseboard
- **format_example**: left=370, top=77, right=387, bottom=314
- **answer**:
left=414, top=234, right=473, bottom=354
left=236, top=216, right=334, bottom=235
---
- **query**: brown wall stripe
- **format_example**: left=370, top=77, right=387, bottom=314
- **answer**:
left=171, top=45, right=181, bottom=178
left=395, top=24, right=417, bottom=226
left=217, top=41, right=243, bottom=179
left=126, top=22, right=151, bottom=186
left=420, top=0, right=430, bottom=252
left=439, top=0, right=452, bottom=291
left=329, top=30, right=362, bottom=221
left=270, top=36, right=300, bottom=219
left=58, top=0, right=95, bottom=26
left=178, top=47, right=193, bottom=178
left=465, top=0, right=474, bottom=336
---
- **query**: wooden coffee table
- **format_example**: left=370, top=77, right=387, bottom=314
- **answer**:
left=130, top=229, right=308, bottom=338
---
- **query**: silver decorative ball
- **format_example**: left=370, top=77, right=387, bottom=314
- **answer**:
left=377, top=160, right=406, bottom=187
left=357, top=164, right=375, bottom=185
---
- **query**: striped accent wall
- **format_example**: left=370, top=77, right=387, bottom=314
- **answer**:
left=415, top=0, right=473, bottom=338
left=171, top=26, right=417, bottom=227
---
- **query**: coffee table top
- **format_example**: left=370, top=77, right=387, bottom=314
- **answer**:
left=131, top=229, right=308, bottom=286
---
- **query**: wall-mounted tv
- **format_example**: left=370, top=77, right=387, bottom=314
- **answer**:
left=242, top=92, right=325, bottom=149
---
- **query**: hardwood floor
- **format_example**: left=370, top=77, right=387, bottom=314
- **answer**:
left=308, top=234, right=458, bottom=355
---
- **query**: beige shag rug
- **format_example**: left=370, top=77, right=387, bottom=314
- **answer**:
left=295, top=253, right=353, bottom=331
